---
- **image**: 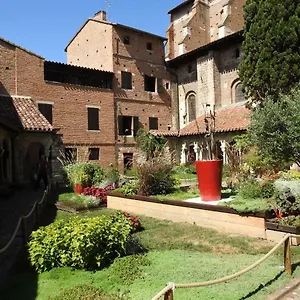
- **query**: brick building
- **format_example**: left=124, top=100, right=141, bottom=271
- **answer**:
left=65, top=11, right=172, bottom=171
left=166, top=0, right=246, bottom=60
left=162, top=0, right=249, bottom=164
left=0, top=36, right=114, bottom=184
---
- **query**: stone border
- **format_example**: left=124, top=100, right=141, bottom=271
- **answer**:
left=107, top=193, right=267, bottom=238
left=266, top=277, right=300, bottom=300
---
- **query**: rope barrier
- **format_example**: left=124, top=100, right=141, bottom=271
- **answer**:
left=0, top=187, right=49, bottom=254
left=152, top=233, right=296, bottom=300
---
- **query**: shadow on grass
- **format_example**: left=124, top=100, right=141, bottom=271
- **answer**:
left=0, top=188, right=60, bottom=300
left=240, top=262, right=300, bottom=300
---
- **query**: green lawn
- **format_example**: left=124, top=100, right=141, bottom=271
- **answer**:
left=3, top=209, right=300, bottom=300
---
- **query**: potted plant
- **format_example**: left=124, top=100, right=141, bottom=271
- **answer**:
left=195, top=104, right=223, bottom=201
left=74, top=170, right=88, bottom=194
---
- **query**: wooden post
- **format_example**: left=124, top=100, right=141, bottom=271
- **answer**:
left=164, top=289, right=173, bottom=300
left=284, top=237, right=292, bottom=275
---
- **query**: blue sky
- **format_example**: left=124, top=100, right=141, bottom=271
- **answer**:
left=0, top=0, right=183, bottom=62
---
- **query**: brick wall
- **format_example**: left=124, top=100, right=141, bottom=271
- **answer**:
left=167, top=0, right=245, bottom=59
left=0, top=40, right=17, bottom=95
left=66, top=19, right=114, bottom=72
left=0, top=42, right=116, bottom=168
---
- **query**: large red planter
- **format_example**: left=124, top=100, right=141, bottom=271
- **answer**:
left=75, top=184, right=83, bottom=194
left=195, top=160, right=223, bottom=201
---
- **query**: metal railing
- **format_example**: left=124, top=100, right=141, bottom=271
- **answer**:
left=0, top=185, right=51, bottom=255
left=152, top=233, right=297, bottom=300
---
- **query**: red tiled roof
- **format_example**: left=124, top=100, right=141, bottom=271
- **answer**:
left=154, top=105, right=250, bottom=137
left=0, top=96, right=53, bottom=132
left=180, top=105, right=251, bottom=136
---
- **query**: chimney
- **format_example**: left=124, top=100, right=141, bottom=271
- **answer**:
left=94, top=10, right=107, bottom=21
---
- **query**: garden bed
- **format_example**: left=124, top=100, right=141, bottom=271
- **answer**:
left=107, top=193, right=271, bottom=239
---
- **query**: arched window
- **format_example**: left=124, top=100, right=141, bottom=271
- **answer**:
left=235, top=83, right=245, bottom=103
left=186, top=93, right=196, bottom=122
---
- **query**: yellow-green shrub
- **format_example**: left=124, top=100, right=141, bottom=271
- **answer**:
left=28, top=215, right=132, bottom=273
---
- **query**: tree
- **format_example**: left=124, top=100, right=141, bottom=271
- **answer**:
left=249, top=88, right=300, bottom=167
left=239, top=0, right=300, bottom=104
left=135, top=128, right=166, bottom=160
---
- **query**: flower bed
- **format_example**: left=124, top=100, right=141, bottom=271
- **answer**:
left=107, top=192, right=270, bottom=239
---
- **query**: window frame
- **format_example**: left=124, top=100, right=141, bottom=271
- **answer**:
left=89, top=148, right=100, bottom=160
left=87, top=107, right=100, bottom=131
left=149, top=117, right=158, bottom=130
left=121, top=71, right=132, bottom=89
left=38, top=102, right=53, bottom=125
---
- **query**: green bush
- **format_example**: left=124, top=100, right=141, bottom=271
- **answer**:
left=28, top=215, right=132, bottom=273
left=237, top=180, right=262, bottom=199
left=110, top=255, right=151, bottom=285
left=49, top=285, right=128, bottom=300
left=119, top=181, right=139, bottom=196
left=64, top=163, right=106, bottom=187
left=105, top=165, right=120, bottom=184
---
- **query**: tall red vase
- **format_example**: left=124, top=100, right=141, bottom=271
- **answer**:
left=75, top=184, right=83, bottom=194
left=195, top=160, right=223, bottom=201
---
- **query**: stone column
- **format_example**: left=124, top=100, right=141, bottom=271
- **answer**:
left=180, top=143, right=187, bottom=164
left=194, top=142, right=200, bottom=160
left=221, top=140, right=227, bottom=164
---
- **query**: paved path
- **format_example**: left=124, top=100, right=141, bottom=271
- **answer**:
left=0, top=186, right=45, bottom=281
left=267, top=278, right=300, bottom=300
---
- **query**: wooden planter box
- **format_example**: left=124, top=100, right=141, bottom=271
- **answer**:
left=266, top=221, right=300, bottom=234
left=265, top=221, right=300, bottom=245
left=107, top=193, right=270, bottom=239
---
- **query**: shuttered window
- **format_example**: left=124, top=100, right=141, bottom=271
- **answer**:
left=88, top=107, right=99, bottom=130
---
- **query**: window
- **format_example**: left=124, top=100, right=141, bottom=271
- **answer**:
left=124, top=36, right=130, bottom=45
left=118, top=116, right=139, bottom=136
left=149, top=117, right=158, bottom=130
left=146, top=41, right=152, bottom=51
left=166, top=82, right=170, bottom=90
left=121, top=71, right=132, bottom=89
left=235, top=83, right=245, bottom=103
left=89, top=148, right=99, bottom=160
left=87, top=107, right=99, bottom=130
left=38, top=103, right=53, bottom=124
left=187, top=93, right=196, bottom=122
left=144, top=75, right=156, bottom=92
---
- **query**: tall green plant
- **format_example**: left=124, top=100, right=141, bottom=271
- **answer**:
left=248, top=88, right=300, bottom=168
left=136, top=128, right=166, bottom=159
left=239, top=0, right=300, bottom=104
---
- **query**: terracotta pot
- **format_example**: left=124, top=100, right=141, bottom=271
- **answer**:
left=195, top=159, right=223, bottom=201
left=75, top=183, right=83, bottom=194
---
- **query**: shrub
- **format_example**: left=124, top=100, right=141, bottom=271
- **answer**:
left=58, top=193, right=101, bottom=210
left=110, top=255, right=151, bottom=285
left=82, top=186, right=107, bottom=202
left=64, top=163, right=106, bottom=188
left=28, top=215, right=132, bottom=273
left=105, top=165, right=120, bottom=185
left=272, top=179, right=300, bottom=216
left=138, top=153, right=176, bottom=196
left=49, top=285, right=129, bottom=300
left=118, top=180, right=139, bottom=196
left=110, top=211, right=142, bottom=233
left=237, top=180, right=262, bottom=199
